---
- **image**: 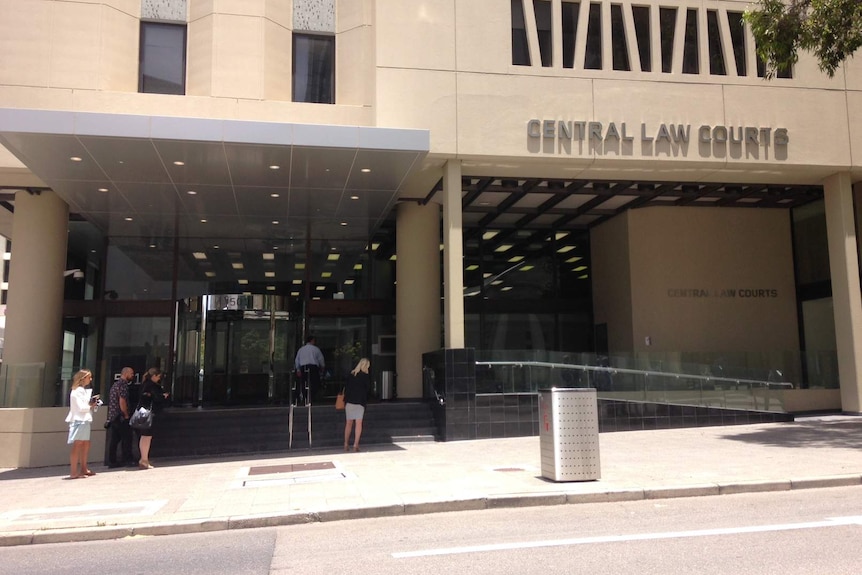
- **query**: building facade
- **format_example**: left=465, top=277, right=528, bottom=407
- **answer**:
left=1, top=0, right=861, bottom=466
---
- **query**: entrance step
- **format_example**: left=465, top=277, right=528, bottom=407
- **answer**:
left=150, top=400, right=438, bottom=458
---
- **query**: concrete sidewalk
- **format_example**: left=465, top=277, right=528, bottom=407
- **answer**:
left=1, top=414, right=860, bottom=547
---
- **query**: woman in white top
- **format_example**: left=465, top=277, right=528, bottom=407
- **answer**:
left=65, top=369, right=98, bottom=479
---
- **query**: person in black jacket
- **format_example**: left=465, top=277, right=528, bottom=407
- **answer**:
left=343, top=358, right=371, bottom=452
left=137, top=367, right=170, bottom=469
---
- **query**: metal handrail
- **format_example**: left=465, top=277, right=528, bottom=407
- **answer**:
left=475, top=360, right=794, bottom=389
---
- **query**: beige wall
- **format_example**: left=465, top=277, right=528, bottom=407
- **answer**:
left=0, top=407, right=107, bottom=468
left=593, top=206, right=799, bottom=356
left=590, top=212, right=633, bottom=351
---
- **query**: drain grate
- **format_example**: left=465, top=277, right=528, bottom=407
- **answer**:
left=248, top=461, right=335, bottom=476
left=494, top=467, right=526, bottom=472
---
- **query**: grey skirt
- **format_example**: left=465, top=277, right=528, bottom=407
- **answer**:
left=345, top=402, right=365, bottom=421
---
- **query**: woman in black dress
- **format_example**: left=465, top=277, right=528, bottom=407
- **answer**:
left=343, top=358, right=371, bottom=452
left=137, top=367, right=170, bottom=469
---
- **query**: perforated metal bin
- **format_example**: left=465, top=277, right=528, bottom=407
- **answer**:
left=538, top=388, right=601, bottom=482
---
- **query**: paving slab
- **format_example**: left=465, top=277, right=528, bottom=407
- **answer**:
left=0, top=414, right=860, bottom=546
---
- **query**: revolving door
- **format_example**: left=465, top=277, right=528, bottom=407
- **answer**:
left=174, top=295, right=299, bottom=406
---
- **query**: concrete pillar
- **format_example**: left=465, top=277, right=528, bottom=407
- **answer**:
left=823, top=173, right=862, bottom=413
left=442, top=160, right=465, bottom=348
left=396, top=200, right=441, bottom=398
left=2, top=190, right=69, bottom=407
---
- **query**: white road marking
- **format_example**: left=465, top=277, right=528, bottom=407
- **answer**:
left=0, top=500, right=168, bottom=523
left=392, top=516, right=862, bottom=558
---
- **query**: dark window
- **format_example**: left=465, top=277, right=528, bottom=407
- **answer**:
left=611, top=4, right=630, bottom=71
left=293, top=33, right=335, bottom=104
left=534, top=0, right=553, bottom=67
left=682, top=9, right=699, bottom=74
left=659, top=8, right=676, bottom=73
left=632, top=5, right=651, bottom=72
left=584, top=3, right=602, bottom=70
left=139, top=22, right=186, bottom=95
left=707, top=10, right=726, bottom=75
left=562, top=2, right=580, bottom=68
left=727, top=11, right=747, bottom=76
left=512, top=0, right=531, bottom=65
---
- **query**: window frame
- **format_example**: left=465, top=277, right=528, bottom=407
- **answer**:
left=292, top=32, right=336, bottom=104
left=138, top=21, right=187, bottom=95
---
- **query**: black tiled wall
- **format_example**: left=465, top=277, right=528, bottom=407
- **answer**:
left=424, top=349, right=794, bottom=441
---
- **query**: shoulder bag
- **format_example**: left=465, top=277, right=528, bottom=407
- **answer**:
left=129, top=404, right=153, bottom=431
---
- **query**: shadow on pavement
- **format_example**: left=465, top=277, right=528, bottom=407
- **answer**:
left=721, top=418, right=862, bottom=450
left=0, top=442, right=408, bottom=480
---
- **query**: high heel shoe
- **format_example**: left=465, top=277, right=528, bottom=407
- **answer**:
left=138, top=460, right=154, bottom=469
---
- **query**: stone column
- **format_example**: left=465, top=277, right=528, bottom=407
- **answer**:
left=823, top=173, right=862, bottom=413
left=442, top=160, right=465, bottom=348
left=396, top=200, right=441, bottom=398
left=2, top=190, right=69, bottom=407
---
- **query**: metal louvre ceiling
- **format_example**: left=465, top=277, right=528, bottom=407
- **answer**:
left=0, top=109, right=430, bottom=243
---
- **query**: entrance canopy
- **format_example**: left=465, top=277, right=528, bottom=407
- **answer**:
left=0, top=109, right=430, bottom=245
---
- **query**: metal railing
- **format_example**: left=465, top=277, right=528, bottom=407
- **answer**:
left=475, top=360, right=792, bottom=412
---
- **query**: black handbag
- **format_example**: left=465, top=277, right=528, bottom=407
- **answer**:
left=129, top=405, right=153, bottom=431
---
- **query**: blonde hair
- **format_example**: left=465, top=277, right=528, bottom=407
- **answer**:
left=350, top=358, right=370, bottom=376
left=71, top=369, right=93, bottom=390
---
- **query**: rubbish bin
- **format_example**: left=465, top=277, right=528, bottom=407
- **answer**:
left=380, top=371, right=395, bottom=400
left=539, top=387, right=600, bottom=482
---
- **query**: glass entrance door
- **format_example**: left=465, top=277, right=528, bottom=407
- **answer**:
left=174, top=295, right=298, bottom=406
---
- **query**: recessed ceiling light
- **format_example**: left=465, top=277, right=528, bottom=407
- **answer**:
left=291, top=291, right=300, bottom=296
left=205, top=271, right=216, bottom=278
left=389, top=255, right=397, bottom=261
left=371, top=243, right=380, bottom=251
left=466, top=264, right=479, bottom=271
left=270, top=193, right=280, bottom=198
left=70, top=156, right=82, bottom=162
left=508, top=256, right=524, bottom=263
left=200, top=219, right=207, bottom=223
left=491, top=280, right=503, bottom=285
left=149, top=244, right=156, bottom=248
left=267, top=285, right=276, bottom=291
left=494, top=244, right=513, bottom=253
left=360, top=168, right=371, bottom=173
left=578, top=274, right=589, bottom=280
left=340, top=222, right=347, bottom=226
left=98, top=188, right=108, bottom=193
left=321, top=272, right=332, bottom=278
left=557, top=246, right=576, bottom=253
left=327, top=254, right=340, bottom=261
left=269, top=165, right=280, bottom=170
left=295, top=263, right=306, bottom=270
left=232, top=262, right=244, bottom=270
left=482, top=231, right=499, bottom=240
left=193, top=252, right=207, bottom=260
left=187, top=190, right=197, bottom=195
left=555, top=232, right=570, bottom=240
left=565, top=256, right=582, bottom=263
left=316, top=285, right=326, bottom=291
left=353, top=263, right=363, bottom=270
left=519, top=265, right=534, bottom=271
left=501, top=286, right=513, bottom=291
left=238, top=279, right=249, bottom=285
left=124, top=217, right=133, bottom=221
left=344, top=279, right=355, bottom=285
left=350, top=195, right=359, bottom=200
left=573, top=265, right=588, bottom=272
left=173, top=161, right=185, bottom=166
left=213, top=245, right=219, bottom=249
left=292, top=279, right=302, bottom=285
left=272, top=220, right=279, bottom=225
left=265, top=271, right=275, bottom=278
left=262, top=253, right=275, bottom=260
